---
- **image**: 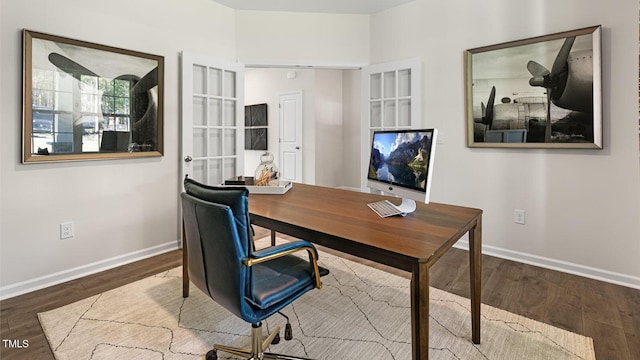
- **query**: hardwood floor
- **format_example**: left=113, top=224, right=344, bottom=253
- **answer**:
left=1, top=227, right=638, bottom=359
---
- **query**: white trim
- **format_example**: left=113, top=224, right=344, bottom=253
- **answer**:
left=243, top=61, right=366, bottom=70
left=0, top=240, right=180, bottom=300
left=454, top=240, right=640, bottom=290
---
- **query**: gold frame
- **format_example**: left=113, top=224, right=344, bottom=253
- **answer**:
left=22, top=30, right=164, bottom=163
left=464, top=25, right=602, bottom=149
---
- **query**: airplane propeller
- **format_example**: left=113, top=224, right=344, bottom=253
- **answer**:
left=526, top=36, right=576, bottom=142
left=48, top=52, right=158, bottom=92
left=48, top=53, right=98, bottom=80
left=527, top=36, right=575, bottom=100
left=480, top=86, right=496, bottom=130
left=46, top=52, right=159, bottom=148
left=131, top=67, right=158, bottom=94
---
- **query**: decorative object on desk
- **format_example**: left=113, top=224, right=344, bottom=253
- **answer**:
left=224, top=176, right=255, bottom=185
left=254, top=151, right=279, bottom=186
left=22, top=30, right=164, bottom=163
left=465, top=25, right=602, bottom=149
left=39, top=237, right=595, bottom=360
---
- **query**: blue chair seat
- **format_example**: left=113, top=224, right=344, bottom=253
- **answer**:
left=250, top=256, right=318, bottom=310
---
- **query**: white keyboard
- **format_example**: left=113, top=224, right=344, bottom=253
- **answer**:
left=368, top=200, right=404, bottom=218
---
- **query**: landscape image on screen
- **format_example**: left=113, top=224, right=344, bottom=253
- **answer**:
left=368, top=131, right=434, bottom=191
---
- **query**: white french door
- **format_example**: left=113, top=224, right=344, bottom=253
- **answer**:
left=180, top=52, right=244, bottom=187
left=360, top=58, right=422, bottom=191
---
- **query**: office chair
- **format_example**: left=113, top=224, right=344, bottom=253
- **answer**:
left=181, top=177, right=328, bottom=360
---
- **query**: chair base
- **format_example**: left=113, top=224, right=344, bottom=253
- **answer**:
left=208, top=323, right=313, bottom=360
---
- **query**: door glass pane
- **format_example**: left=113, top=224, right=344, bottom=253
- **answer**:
left=193, top=128, right=207, bottom=157
left=193, top=97, right=206, bottom=125
left=224, top=129, right=236, bottom=155
left=193, top=65, right=205, bottom=94
left=209, top=67, right=222, bottom=96
left=370, top=101, right=381, bottom=128
left=383, top=100, right=396, bottom=127
left=209, top=129, right=222, bottom=156
left=224, top=71, right=236, bottom=98
left=208, top=159, right=222, bottom=185
left=398, top=69, right=411, bottom=97
left=384, top=71, right=396, bottom=98
left=224, top=158, right=236, bottom=178
left=370, top=73, right=381, bottom=100
left=193, top=159, right=206, bottom=183
left=208, top=98, right=222, bottom=126
left=224, top=100, right=236, bottom=126
left=398, top=99, right=411, bottom=127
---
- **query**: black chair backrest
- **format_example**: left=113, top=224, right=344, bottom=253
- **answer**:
left=181, top=177, right=253, bottom=318
left=184, top=177, right=252, bottom=247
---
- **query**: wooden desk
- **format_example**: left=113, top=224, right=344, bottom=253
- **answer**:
left=183, top=183, right=482, bottom=360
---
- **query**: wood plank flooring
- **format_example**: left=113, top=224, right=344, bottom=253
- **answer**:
left=1, top=227, right=638, bottom=359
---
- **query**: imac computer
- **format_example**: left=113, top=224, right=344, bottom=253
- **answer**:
left=367, top=129, right=438, bottom=217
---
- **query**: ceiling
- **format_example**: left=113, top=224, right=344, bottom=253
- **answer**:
left=212, top=0, right=416, bottom=14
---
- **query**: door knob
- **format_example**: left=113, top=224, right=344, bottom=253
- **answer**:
left=295, top=146, right=300, bottom=150
left=184, top=155, right=192, bottom=162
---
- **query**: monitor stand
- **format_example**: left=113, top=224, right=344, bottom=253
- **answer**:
left=394, top=197, right=416, bottom=214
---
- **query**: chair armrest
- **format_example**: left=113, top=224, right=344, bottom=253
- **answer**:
left=243, top=240, right=323, bottom=289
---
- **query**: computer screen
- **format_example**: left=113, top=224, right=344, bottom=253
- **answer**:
left=367, top=129, right=438, bottom=210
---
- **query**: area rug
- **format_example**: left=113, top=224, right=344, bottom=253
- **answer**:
left=39, top=239, right=595, bottom=360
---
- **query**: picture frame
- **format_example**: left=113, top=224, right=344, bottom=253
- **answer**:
left=464, top=25, right=602, bottom=149
left=244, top=103, right=268, bottom=150
left=22, top=30, right=164, bottom=163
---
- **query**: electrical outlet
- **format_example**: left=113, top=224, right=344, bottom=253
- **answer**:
left=60, top=222, right=74, bottom=239
left=514, top=210, right=526, bottom=225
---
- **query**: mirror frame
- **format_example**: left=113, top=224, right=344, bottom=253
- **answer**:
left=22, top=29, right=164, bottom=163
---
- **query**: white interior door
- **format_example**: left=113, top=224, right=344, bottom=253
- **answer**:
left=180, top=52, right=244, bottom=187
left=279, top=91, right=303, bottom=183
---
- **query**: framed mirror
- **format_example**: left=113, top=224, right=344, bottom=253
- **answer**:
left=22, top=30, right=164, bottom=163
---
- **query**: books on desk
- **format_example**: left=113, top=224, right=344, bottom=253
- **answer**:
left=223, top=177, right=292, bottom=194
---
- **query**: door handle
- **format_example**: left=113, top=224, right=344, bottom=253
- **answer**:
left=295, top=146, right=300, bottom=150
left=184, top=155, right=192, bottom=163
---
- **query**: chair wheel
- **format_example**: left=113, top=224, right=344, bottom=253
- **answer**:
left=272, top=332, right=281, bottom=344
left=205, top=349, right=218, bottom=360
left=284, top=323, right=293, bottom=340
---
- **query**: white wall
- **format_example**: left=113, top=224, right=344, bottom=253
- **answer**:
left=2, top=0, right=638, bottom=298
left=244, top=68, right=353, bottom=188
left=370, top=0, right=640, bottom=285
left=314, top=70, right=344, bottom=187
left=0, top=0, right=236, bottom=297
left=244, top=68, right=317, bottom=183
left=341, top=70, right=363, bottom=189
left=236, top=9, right=370, bottom=188
left=235, top=10, right=370, bottom=66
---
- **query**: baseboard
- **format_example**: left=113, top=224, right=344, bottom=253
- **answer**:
left=0, top=240, right=180, bottom=301
left=454, top=240, right=640, bottom=290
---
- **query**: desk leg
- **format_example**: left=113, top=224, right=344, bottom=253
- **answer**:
left=182, top=221, right=189, bottom=298
left=469, top=217, right=482, bottom=344
left=271, top=229, right=276, bottom=246
left=411, top=262, right=429, bottom=360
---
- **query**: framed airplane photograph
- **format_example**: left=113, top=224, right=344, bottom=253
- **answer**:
left=464, top=25, right=602, bottom=149
left=22, top=30, right=164, bottom=163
